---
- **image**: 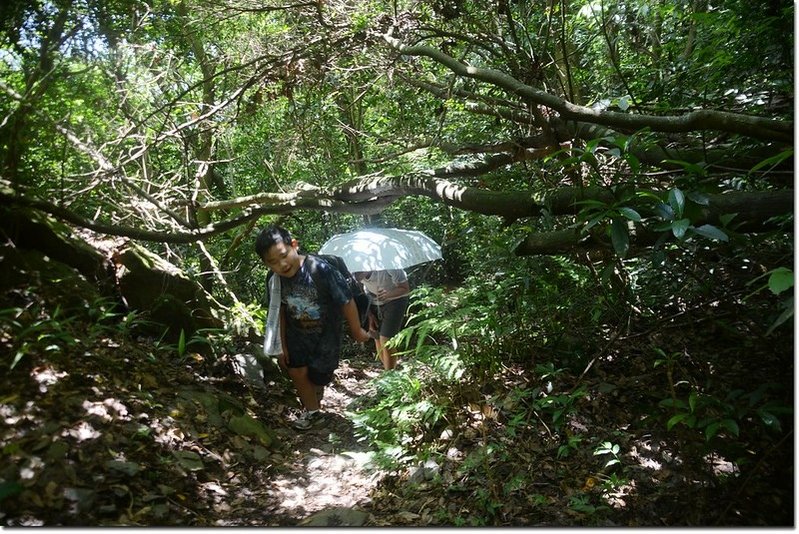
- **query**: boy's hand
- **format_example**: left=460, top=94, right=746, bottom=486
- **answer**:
left=354, top=328, right=372, bottom=343
left=278, top=351, right=289, bottom=369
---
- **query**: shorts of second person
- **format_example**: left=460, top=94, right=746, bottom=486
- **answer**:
left=373, top=295, right=410, bottom=339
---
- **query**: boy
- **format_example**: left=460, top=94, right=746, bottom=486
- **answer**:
left=255, top=225, right=372, bottom=430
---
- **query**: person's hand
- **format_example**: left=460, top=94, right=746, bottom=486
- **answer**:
left=368, top=326, right=379, bottom=340
left=377, top=288, right=388, bottom=302
left=354, top=327, right=374, bottom=343
left=278, top=351, right=289, bottom=370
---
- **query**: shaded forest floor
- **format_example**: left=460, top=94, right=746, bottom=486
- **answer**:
left=0, top=267, right=794, bottom=526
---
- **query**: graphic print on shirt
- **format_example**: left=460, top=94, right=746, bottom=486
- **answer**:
left=285, top=282, right=324, bottom=333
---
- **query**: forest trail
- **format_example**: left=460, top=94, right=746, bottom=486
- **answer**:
left=218, top=353, right=389, bottom=526
left=2, top=274, right=792, bottom=527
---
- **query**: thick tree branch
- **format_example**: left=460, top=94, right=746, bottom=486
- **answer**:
left=0, top=188, right=391, bottom=244
left=383, top=33, right=793, bottom=143
left=514, top=190, right=794, bottom=256
left=3, top=172, right=791, bottom=251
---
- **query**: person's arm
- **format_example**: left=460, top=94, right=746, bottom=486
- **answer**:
left=342, top=298, right=372, bottom=342
left=376, top=280, right=410, bottom=302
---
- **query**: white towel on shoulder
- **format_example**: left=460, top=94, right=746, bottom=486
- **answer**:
left=263, top=274, right=283, bottom=356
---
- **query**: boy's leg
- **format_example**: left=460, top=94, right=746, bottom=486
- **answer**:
left=287, top=366, right=320, bottom=411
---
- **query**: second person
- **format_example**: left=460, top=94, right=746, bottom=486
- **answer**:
left=355, top=269, right=410, bottom=370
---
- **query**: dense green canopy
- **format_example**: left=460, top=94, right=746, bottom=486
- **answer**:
left=0, top=0, right=793, bottom=527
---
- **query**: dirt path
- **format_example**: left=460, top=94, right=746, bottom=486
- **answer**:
left=232, top=353, right=387, bottom=526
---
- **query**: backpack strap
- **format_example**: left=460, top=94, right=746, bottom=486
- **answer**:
left=305, top=254, right=332, bottom=303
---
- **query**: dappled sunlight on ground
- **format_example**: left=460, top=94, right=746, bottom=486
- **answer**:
left=221, top=356, right=386, bottom=525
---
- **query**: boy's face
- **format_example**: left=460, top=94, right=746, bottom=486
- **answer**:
left=262, top=239, right=302, bottom=278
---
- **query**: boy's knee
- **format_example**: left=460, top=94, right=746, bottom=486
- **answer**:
left=287, top=366, right=308, bottom=380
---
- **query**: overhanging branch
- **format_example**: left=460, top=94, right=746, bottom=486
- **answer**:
left=3, top=175, right=791, bottom=249
left=383, top=33, right=793, bottom=143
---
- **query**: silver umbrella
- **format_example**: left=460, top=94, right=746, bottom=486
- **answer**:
left=318, top=228, right=442, bottom=272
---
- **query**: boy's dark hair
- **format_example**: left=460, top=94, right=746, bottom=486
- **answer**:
left=255, top=225, right=293, bottom=259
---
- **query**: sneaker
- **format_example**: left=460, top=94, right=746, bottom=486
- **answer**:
left=293, top=410, right=323, bottom=431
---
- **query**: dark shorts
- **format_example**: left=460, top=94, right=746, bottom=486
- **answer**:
left=286, top=344, right=338, bottom=386
left=287, top=356, right=335, bottom=386
left=373, top=296, right=409, bottom=339
left=307, top=367, right=334, bottom=386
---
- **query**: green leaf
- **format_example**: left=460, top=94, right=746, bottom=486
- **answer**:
left=671, top=218, right=691, bottom=239
left=171, top=451, right=205, bottom=472
left=765, top=299, right=793, bottom=336
left=659, top=398, right=688, bottom=409
left=686, top=191, right=710, bottom=206
left=767, top=267, right=793, bottom=295
left=106, top=460, right=141, bottom=476
left=584, top=213, right=606, bottom=232
left=704, top=421, right=721, bottom=441
left=749, top=149, right=794, bottom=174
left=585, top=138, right=602, bottom=154
left=667, top=413, right=689, bottom=430
left=719, top=213, right=738, bottom=227
left=663, top=160, right=707, bottom=177
left=757, top=410, right=782, bottom=432
left=720, top=419, right=739, bottom=437
left=610, top=218, right=630, bottom=258
left=655, top=203, right=674, bottom=221
left=178, top=329, right=186, bottom=357
left=636, top=191, right=664, bottom=202
left=228, top=414, right=274, bottom=446
left=688, top=391, right=698, bottom=413
left=693, top=224, right=729, bottom=241
left=668, top=188, right=685, bottom=218
left=618, top=207, right=642, bottom=221
left=625, top=153, right=640, bottom=174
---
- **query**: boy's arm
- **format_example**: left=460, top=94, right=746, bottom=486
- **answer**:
left=342, top=298, right=372, bottom=342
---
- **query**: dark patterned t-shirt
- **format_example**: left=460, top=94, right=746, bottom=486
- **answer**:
left=279, top=256, right=352, bottom=372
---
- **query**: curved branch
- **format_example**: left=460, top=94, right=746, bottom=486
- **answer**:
left=555, top=119, right=792, bottom=171
left=402, top=76, right=791, bottom=171
left=383, top=34, right=793, bottom=143
left=0, top=189, right=392, bottom=244
left=4, top=174, right=792, bottom=249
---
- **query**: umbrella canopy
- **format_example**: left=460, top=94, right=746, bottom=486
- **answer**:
left=318, top=228, right=442, bottom=272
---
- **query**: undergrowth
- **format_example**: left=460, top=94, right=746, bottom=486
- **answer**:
left=348, top=232, right=793, bottom=526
